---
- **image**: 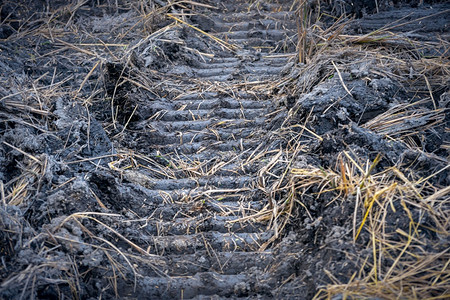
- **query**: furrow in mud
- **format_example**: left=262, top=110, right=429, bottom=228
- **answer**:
left=145, top=216, right=265, bottom=235
left=149, top=197, right=265, bottom=215
left=118, top=272, right=264, bottom=299
left=166, top=251, right=275, bottom=276
left=145, top=231, right=272, bottom=255
left=128, top=176, right=255, bottom=190
left=152, top=108, right=266, bottom=122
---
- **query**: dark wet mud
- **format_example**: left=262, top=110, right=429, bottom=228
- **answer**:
left=1, top=0, right=449, bottom=299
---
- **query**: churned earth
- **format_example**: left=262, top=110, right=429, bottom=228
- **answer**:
left=0, top=0, right=449, bottom=299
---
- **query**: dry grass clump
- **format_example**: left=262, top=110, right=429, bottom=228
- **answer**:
left=257, top=141, right=449, bottom=298
left=312, top=158, right=449, bottom=299
left=363, top=98, right=447, bottom=152
left=281, top=1, right=450, bottom=97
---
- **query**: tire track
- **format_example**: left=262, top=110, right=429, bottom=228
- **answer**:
left=126, top=1, right=297, bottom=297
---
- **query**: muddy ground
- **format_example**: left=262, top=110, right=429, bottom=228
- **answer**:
left=0, top=0, right=449, bottom=299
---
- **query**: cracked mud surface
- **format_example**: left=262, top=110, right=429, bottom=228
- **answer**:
left=1, top=0, right=449, bottom=299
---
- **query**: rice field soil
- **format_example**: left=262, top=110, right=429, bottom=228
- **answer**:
left=0, top=0, right=448, bottom=299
